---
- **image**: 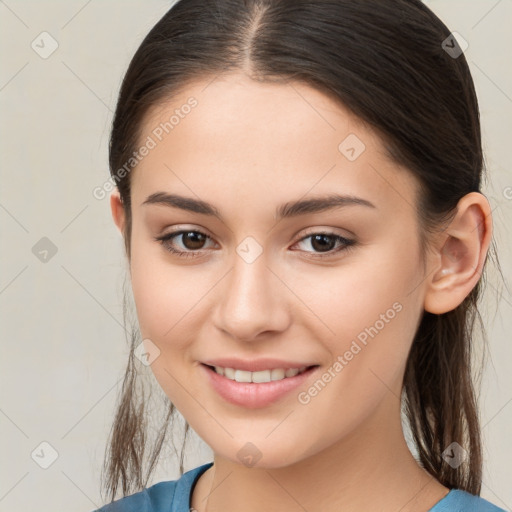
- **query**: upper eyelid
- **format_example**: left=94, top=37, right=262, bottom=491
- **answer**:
left=297, top=226, right=354, bottom=239
left=160, top=227, right=354, bottom=248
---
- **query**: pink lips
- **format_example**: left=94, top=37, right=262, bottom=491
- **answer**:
left=200, top=363, right=319, bottom=409
left=201, top=357, right=316, bottom=372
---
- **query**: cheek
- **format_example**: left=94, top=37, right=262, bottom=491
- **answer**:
left=128, top=247, right=208, bottom=405
left=292, top=237, right=422, bottom=392
left=129, top=235, right=218, bottom=359
left=129, top=234, right=185, bottom=344
left=293, top=244, right=419, bottom=341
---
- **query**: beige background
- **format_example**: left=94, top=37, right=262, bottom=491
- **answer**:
left=0, top=1, right=510, bottom=510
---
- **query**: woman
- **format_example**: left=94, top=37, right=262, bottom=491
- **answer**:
left=93, top=1, right=506, bottom=510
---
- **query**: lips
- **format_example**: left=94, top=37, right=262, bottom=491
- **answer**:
left=200, top=363, right=320, bottom=409
left=201, top=357, right=318, bottom=372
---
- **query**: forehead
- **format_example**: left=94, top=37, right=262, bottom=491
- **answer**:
left=132, top=73, right=419, bottom=219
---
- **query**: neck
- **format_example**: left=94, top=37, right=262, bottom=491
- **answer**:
left=191, top=393, right=449, bottom=512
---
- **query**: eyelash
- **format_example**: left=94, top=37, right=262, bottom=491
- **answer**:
left=154, top=229, right=356, bottom=260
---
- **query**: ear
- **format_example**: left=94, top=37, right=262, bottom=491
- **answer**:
left=110, top=188, right=126, bottom=236
left=423, top=192, right=492, bottom=314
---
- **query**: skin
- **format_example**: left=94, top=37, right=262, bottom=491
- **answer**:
left=110, top=72, right=492, bottom=512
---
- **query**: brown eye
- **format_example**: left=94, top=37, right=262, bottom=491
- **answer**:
left=292, top=231, right=356, bottom=259
left=179, top=231, right=208, bottom=250
left=309, top=234, right=338, bottom=252
left=154, top=229, right=214, bottom=258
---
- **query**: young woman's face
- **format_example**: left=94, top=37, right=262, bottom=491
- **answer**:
left=120, top=73, right=431, bottom=467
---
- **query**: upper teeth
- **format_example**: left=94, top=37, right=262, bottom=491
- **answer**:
left=214, top=366, right=308, bottom=383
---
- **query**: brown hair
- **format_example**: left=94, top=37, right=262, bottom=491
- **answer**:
left=101, top=0, right=502, bottom=503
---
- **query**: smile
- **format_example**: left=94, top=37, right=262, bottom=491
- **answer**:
left=208, top=365, right=310, bottom=383
left=200, top=363, right=320, bottom=409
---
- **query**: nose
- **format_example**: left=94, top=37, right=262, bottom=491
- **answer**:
left=213, top=249, right=291, bottom=342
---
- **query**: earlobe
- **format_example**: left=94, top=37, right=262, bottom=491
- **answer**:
left=423, top=192, right=492, bottom=315
left=110, top=188, right=126, bottom=236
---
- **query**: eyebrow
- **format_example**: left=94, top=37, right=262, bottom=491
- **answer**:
left=142, top=191, right=376, bottom=220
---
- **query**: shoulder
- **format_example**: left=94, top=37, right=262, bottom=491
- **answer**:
left=429, top=489, right=507, bottom=512
left=91, top=462, right=214, bottom=512
left=91, top=481, right=175, bottom=512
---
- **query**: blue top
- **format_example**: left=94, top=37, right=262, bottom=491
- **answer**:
left=92, top=462, right=507, bottom=512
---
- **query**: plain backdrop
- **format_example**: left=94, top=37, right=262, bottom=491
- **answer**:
left=0, top=1, right=511, bottom=511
